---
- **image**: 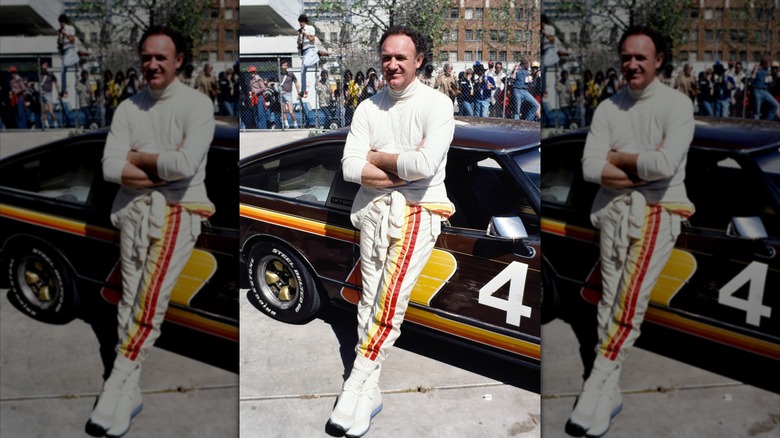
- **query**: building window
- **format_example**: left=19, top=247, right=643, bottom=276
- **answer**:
left=450, top=30, right=458, bottom=42
left=465, top=29, right=474, bottom=41
left=450, top=52, right=458, bottom=63
left=475, top=8, right=484, bottom=19
left=439, top=51, right=448, bottom=62
left=489, top=30, right=498, bottom=41
left=752, top=52, right=762, bottom=62
left=728, top=51, right=736, bottom=61
left=450, top=8, right=458, bottom=19
left=688, top=29, right=698, bottom=43
left=688, top=51, right=698, bottom=63
left=489, top=51, right=497, bottom=61
left=704, top=51, right=712, bottom=62
left=714, top=8, right=723, bottom=19
left=476, top=29, right=483, bottom=41
left=704, top=8, right=713, bottom=20
left=465, top=51, right=473, bottom=62
left=512, top=51, right=522, bottom=62
left=224, top=8, right=234, bottom=20
left=225, top=29, right=234, bottom=40
left=465, top=8, right=474, bottom=19
left=689, top=8, right=699, bottom=19
left=476, top=50, right=482, bottom=61
left=499, top=51, right=507, bottom=62
left=211, top=8, right=219, bottom=19
left=705, top=30, right=714, bottom=41
left=738, top=51, right=746, bottom=62
left=199, top=51, right=208, bottom=62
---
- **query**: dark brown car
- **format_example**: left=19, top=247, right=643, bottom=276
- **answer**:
left=239, top=118, right=542, bottom=367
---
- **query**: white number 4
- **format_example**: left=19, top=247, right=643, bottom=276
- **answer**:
left=478, top=261, right=532, bottom=327
left=718, top=261, right=771, bottom=326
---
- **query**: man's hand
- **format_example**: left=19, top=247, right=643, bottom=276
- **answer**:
left=127, top=149, right=160, bottom=177
left=367, top=150, right=400, bottom=176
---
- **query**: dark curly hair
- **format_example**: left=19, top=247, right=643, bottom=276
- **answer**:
left=378, top=26, right=428, bottom=68
left=138, top=25, right=187, bottom=56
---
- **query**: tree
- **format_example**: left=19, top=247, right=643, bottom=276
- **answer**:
left=75, top=0, right=212, bottom=72
left=549, top=0, right=697, bottom=73
left=313, top=0, right=455, bottom=74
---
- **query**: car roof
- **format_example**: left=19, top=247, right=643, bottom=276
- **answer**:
left=240, top=118, right=541, bottom=165
left=544, top=117, right=780, bottom=155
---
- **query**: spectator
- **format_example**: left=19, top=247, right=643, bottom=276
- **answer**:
left=278, top=60, right=300, bottom=128
left=459, top=68, right=476, bottom=116
left=342, top=69, right=353, bottom=125
left=178, top=64, right=196, bottom=88
left=488, top=61, right=507, bottom=117
left=727, top=61, right=746, bottom=117
left=584, top=69, right=599, bottom=126
left=39, top=62, right=61, bottom=129
left=697, top=69, right=714, bottom=116
left=57, top=14, right=80, bottom=98
left=248, top=66, right=267, bottom=129
left=600, top=68, right=620, bottom=103
left=364, top=68, right=381, bottom=99
left=76, top=69, right=96, bottom=129
left=9, top=66, right=28, bottom=129
left=512, top=60, right=539, bottom=121
left=217, top=71, right=233, bottom=116
left=750, top=58, right=780, bottom=121
left=472, top=61, right=495, bottom=117
left=674, top=63, right=698, bottom=103
left=434, top=63, right=458, bottom=105
left=316, top=69, right=336, bottom=128
left=195, top=63, right=218, bottom=112
left=121, top=69, right=140, bottom=102
left=417, top=63, right=436, bottom=88
left=712, top=62, right=734, bottom=118
left=103, top=69, right=118, bottom=125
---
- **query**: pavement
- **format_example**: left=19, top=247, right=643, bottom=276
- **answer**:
left=541, top=317, right=780, bottom=438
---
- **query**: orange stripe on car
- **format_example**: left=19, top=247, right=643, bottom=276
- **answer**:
left=240, top=204, right=357, bottom=242
left=1, top=204, right=116, bottom=241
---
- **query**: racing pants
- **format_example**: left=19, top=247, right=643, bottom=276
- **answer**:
left=115, top=194, right=201, bottom=364
left=595, top=203, right=682, bottom=365
left=354, top=194, right=442, bottom=367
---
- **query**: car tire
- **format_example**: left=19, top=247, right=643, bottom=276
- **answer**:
left=247, top=241, right=321, bottom=324
left=6, top=244, right=80, bottom=324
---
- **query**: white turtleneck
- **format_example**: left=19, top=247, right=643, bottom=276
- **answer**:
left=103, top=78, right=215, bottom=217
left=342, top=78, right=455, bottom=227
left=581, top=78, right=695, bottom=219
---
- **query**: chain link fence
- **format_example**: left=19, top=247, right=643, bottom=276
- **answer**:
left=239, top=55, right=346, bottom=131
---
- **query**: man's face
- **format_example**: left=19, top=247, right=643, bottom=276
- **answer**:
left=495, top=63, right=503, bottom=73
left=41, top=63, right=48, bottom=71
left=281, top=62, right=288, bottom=72
left=620, top=34, right=662, bottom=91
left=381, top=34, right=423, bottom=90
left=735, top=62, right=743, bottom=73
left=141, top=34, right=183, bottom=90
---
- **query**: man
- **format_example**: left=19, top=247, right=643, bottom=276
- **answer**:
left=9, top=66, right=28, bottom=129
left=57, top=14, right=79, bottom=99
left=297, top=14, right=318, bottom=99
left=726, top=61, right=746, bottom=117
left=76, top=69, right=96, bottom=129
left=278, top=60, right=300, bottom=129
left=433, top=62, right=458, bottom=105
left=315, top=69, right=336, bottom=128
left=195, top=63, right=218, bottom=112
left=488, top=61, right=507, bottom=117
left=248, top=66, right=268, bottom=129
left=39, top=62, right=61, bottom=129
left=712, top=62, right=734, bottom=118
left=336, top=26, right=455, bottom=437
left=472, top=61, right=495, bottom=117
left=750, top=58, right=780, bottom=121
left=513, top=59, right=539, bottom=121
left=571, top=26, right=695, bottom=437
left=88, top=26, right=215, bottom=438
left=674, top=63, right=698, bottom=103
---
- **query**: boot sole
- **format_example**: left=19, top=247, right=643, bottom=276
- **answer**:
left=345, top=403, right=383, bottom=438
left=585, top=402, right=623, bottom=438
left=105, top=403, right=143, bottom=438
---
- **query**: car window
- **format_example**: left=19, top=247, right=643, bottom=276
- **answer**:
left=540, top=140, right=598, bottom=212
left=0, top=140, right=104, bottom=207
left=240, top=143, right=342, bottom=205
left=685, top=150, right=777, bottom=236
left=445, top=150, right=538, bottom=233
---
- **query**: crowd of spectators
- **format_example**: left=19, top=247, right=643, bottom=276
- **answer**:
left=1, top=61, right=238, bottom=131
left=241, top=58, right=544, bottom=130
left=547, top=58, right=780, bottom=128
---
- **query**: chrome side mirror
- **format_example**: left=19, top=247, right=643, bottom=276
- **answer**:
left=487, top=215, right=528, bottom=239
left=727, top=217, right=768, bottom=240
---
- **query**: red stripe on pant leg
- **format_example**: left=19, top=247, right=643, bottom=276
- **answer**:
left=605, top=206, right=661, bottom=361
left=125, top=206, right=182, bottom=361
left=364, top=206, right=421, bottom=361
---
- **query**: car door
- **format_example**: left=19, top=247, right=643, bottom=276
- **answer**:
left=665, top=147, right=780, bottom=359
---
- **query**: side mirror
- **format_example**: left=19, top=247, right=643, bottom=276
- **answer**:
left=727, top=217, right=768, bottom=240
left=487, top=215, right=528, bottom=240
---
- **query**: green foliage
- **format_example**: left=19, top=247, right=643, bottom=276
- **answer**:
left=74, top=0, right=212, bottom=69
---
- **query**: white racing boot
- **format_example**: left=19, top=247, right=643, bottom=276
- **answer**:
left=346, top=365, right=383, bottom=438
left=106, top=363, right=144, bottom=438
left=329, top=355, right=378, bottom=432
left=85, top=356, right=138, bottom=436
left=566, top=356, right=618, bottom=436
left=586, top=365, right=622, bottom=438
